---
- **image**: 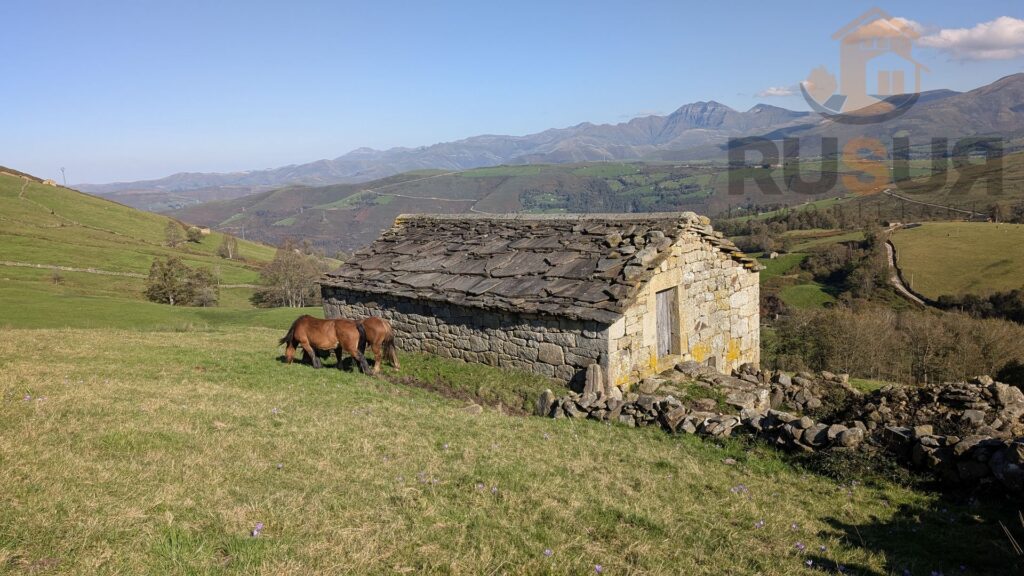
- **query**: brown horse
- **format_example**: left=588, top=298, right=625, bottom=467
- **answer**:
left=358, top=317, right=400, bottom=375
left=279, top=315, right=371, bottom=374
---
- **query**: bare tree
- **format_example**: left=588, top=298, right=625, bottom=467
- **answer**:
left=251, top=240, right=326, bottom=308
left=165, top=221, right=185, bottom=248
left=217, top=234, right=239, bottom=259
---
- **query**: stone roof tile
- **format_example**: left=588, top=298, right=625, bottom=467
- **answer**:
left=321, top=212, right=761, bottom=323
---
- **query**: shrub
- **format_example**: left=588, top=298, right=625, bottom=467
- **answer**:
left=251, top=240, right=327, bottom=308
left=144, top=256, right=219, bottom=306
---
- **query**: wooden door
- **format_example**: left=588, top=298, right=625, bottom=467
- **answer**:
left=656, top=288, right=674, bottom=357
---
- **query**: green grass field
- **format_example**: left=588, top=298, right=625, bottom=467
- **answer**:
left=779, top=282, right=837, bottom=309
left=3, top=169, right=1023, bottom=573
left=2, top=328, right=1019, bottom=574
left=0, top=173, right=275, bottom=285
left=891, top=222, right=1024, bottom=299
left=758, top=253, right=807, bottom=279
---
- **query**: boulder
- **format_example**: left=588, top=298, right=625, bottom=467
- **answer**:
left=836, top=427, right=865, bottom=448
left=638, top=377, right=661, bottom=394
left=990, top=443, right=1024, bottom=492
left=804, top=423, right=830, bottom=448
left=583, top=364, right=604, bottom=396
left=826, top=424, right=847, bottom=442
left=563, top=402, right=584, bottom=419
left=536, top=389, right=556, bottom=417
left=961, top=409, right=986, bottom=426
left=661, top=406, right=690, bottom=433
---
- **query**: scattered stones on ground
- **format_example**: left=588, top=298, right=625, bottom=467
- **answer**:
left=539, top=364, right=1024, bottom=494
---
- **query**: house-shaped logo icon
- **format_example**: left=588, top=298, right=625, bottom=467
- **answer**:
left=801, top=7, right=928, bottom=124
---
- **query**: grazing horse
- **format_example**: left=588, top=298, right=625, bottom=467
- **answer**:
left=358, top=317, right=400, bottom=375
left=279, top=315, right=371, bottom=374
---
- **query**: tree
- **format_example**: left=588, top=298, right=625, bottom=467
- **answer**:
left=145, top=256, right=219, bottom=306
left=251, top=241, right=325, bottom=308
left=217, top=235, right=240, bottom=259
left=165, top=221, right=184, bottom=247
left=186, top=226, right=204, bottom=243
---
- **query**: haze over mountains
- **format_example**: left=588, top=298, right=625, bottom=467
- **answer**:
left=80, top=101, right=814, bottom=210
left=81, top=73, right=1024, bottom=213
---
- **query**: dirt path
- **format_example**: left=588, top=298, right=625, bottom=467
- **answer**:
left=882, top=188, right=986, bottom=219
left=0, top=260, right=257, bottom=288
left=359, top=171, right=499, bottom=214
left=882, top=232, right=927, bottom=307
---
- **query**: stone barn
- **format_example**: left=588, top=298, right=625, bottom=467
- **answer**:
left=320, top=212, right=761, bottom=389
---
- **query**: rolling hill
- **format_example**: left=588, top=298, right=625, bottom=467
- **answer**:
left=890, top=222, right=1024, bottom=300
left=176, top=148, right=1024, bottom=255
left=169, top=162, right=742, bottom=252
left=0, top=167, right=313, bottom=329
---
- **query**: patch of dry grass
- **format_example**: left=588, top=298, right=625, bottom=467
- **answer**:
left=0, top=329, right=1019, bottom=574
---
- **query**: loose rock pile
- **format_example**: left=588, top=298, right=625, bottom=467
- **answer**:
left=537, top=363, right=1024, bottom=493
left=850, top=376, right=1024, bottom=438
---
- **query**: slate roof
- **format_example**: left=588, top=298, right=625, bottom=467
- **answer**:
left=320, top=212, right=760, bottom=324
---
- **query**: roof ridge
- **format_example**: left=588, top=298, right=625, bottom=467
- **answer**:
left=395, top=212, right=698, bottom=222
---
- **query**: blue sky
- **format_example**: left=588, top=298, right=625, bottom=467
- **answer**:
left=2, top=1, right=1022, bottom=183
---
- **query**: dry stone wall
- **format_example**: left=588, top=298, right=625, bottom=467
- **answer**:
left=541, top=361, right=1024, bottom=494
left=322, top=287, right=608, bottom=384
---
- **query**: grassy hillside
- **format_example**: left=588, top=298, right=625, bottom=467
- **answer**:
left=2, top=327, right=1019, bottom=574
left=891, top=221, right=1024, bottom=299
left=0, top=170, right=298, bottom=326
left=171, top=149, right=1024, bottom=256
left=169, top=163, right=725, bottom=253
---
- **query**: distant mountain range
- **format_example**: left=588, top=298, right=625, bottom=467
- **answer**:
left=81, top=73, right=1024, bottom=213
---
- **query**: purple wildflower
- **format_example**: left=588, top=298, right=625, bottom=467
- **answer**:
left=839, top=566, right=846, bottom=573
left=443, top=443, right=449, bottom=450
left=491, top=486, right=498, bottom=494
left=276, top=463, right=283, bottom=470
left=23, top=394, right=31, bottom=401
left=476, top=483, right=485, bottom=491
left=595, top=565, right=603, bottom=573
left=806, top=559, right=813, bottom=567
left=543, top=433, right=550, bottom=440
left=729, top=484, right=749, bottom=495
left=271, top=407, right=279, bottom=415
left=790, top=522, right=799, bottom=531
left=794, top=542, right=806, bottom=552
left=251, top=522, right=264, bottom=537
left=754, top=519, right=765, bottom=529
left=543, top=549, right=553, bottom=557
left=931, top=571, right=944, bottom=576
left=819, top=545, right=827, bottom=552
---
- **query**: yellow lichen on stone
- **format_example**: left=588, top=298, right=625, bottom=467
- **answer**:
left=726, top=338, right=741, bottom=364
left=691, top=342, right=710, bottom=363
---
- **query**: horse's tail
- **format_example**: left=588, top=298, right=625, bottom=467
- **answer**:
left=356, top=321, right=367, bottom=355
left=381, top=320, right=400, bottom=368
left=279, top=315, right=304, bottom=346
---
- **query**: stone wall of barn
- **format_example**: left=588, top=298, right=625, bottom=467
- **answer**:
left=321, top=287, right=609, bottom=385
left=606, top=234, right=760, bottom=387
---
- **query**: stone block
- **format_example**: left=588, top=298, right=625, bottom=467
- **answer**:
left=537, top=343, right=565, bottom=366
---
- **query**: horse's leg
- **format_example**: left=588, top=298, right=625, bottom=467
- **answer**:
left=335, top=345, right=345, bottom=370
left=301, top=341, right=320, bottom=369
left=370, top=340, right=383, bottom=375
left=345, top=333, right=371, bottom=375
